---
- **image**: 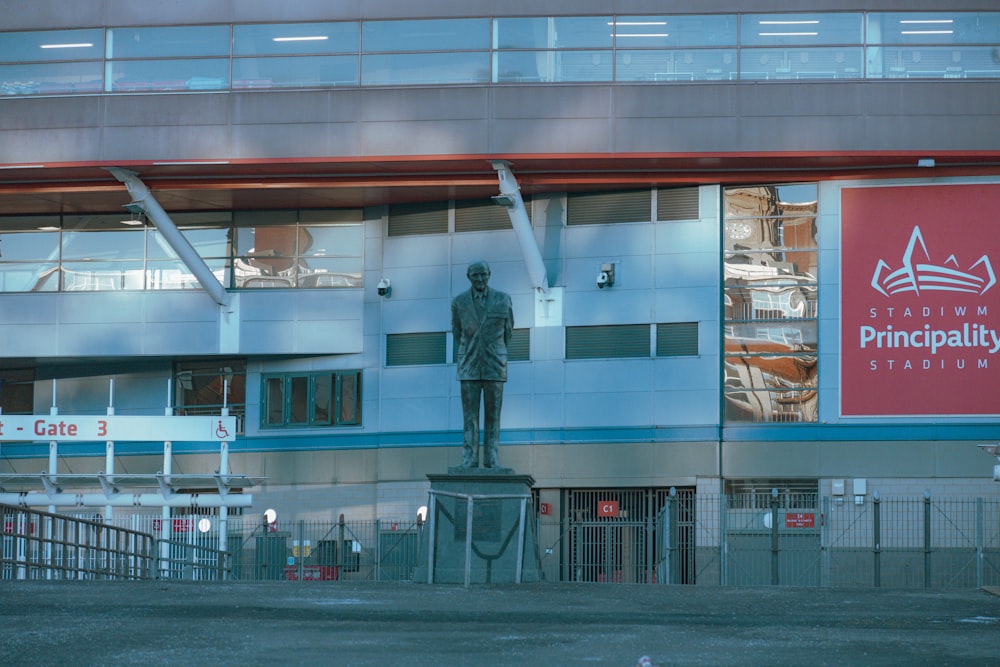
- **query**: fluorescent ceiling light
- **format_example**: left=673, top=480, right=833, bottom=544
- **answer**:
left=40, top=42, right=94, bottom=49
left=608, top=22, right=667, bottom=26
left=759, top=20, right=819, bottom=25
left=900, top=19, right=954, bottom=24
left=153, top=161, right=230, bottom=166
left=272, top=35, right=328, bottom=42
left=614, top=33, right=670, bottom=38
left=0, top=164, right=44, bottom=169
left=37, top=226, right=60, bottom=231
left=759, top=32, right=819, bottom=37
left=901, top=30, right=954, bottom=35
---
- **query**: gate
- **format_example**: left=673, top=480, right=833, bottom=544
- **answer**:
left=564, top=488, right=695, bottom=584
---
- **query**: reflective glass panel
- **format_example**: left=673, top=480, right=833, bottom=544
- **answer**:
left=0, top=29, right=104, bottom=63
left=362, top=19, right=488, bottom=52
left=613, top=15, right=737, bottom=48
left=294, top=258, right=362, bottom=288
left=0, top=62, right=103, bottom=95
left=362, top=52, right=489, bottom=85
left=265, top=377, right=284, bottom=425
left=0, top=230, right=60, bottom=261
left=615, top=49, right=736, bottom=81
left=147, top=227, right=230, bottom=260
left=61, top=261, right=146, bottom=291
left=233, top=22, right=359, bottom=55
left=339, top=373, right=360, bottom=424
left=866, top=46, right=1000, bottom=79
left=739, top=47, right=863, bottom=80
left=61, top=230, right=145, bottom=260
left=108, top=58, right=230, bottom=91
left=740, top=13, right=862, bottom=46
left=233, top=55, right=358, bottom=88
left=0, top=264, right=59, bottom=292
left=299, top=225, right=363, bottom=257
left=867, top=12, right=1000, bottom=45
left=146, top=258, right=229, bottom=290
left=107, top=25, right=230, bottom=58
left=313, top=374, right=332, bottom=424
left=289, top=376, right=308, bottom=424
left=493, top=17, right=612, bottom=49
left=493, top=50, right=611, bottom=83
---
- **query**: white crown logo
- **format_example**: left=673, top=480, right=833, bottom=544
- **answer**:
left=871, top=226, right=995, bottom=297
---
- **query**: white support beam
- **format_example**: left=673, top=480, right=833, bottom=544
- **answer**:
left=106, top=167, right=231, bottom=308
left=0, top=492, right=253, bottom=509
left=490, top=160, right=549, bottom=296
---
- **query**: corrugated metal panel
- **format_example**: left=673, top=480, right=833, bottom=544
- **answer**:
left=567, top=190, right=651, bottom=226
left=565, top=324, right=649, bottom=359
left=387, top=202, right=448, bottom=237
left=454, top=199, right=513, bottom=232
left=385, top=332, right=446, bottom=366
left=656, top=322, right=699, bottom=356
left=657, top=187, right=700, bottom=221
left=508, top=328, right=530, bottom=361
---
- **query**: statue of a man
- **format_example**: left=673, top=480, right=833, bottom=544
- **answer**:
left=451, top=260, right=513, bottom=468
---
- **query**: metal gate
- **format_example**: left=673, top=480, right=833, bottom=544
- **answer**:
left=564, top=488, right=695, bottom=584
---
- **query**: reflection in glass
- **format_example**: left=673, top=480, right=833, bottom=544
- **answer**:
left=107, top=26, right=230, bottom=58
left=146, top=258, right=229, bottom=290
left=62, top=229, right=145, bottom=260
left=866, top=12, right=1000, bottom=46
left=362, top=19, right=489, bottom=52
left=339, top=372, right=360, bottom=425
left=60, top=261, right=145, bottom=291
left=233, top=22, right=359, bottom=55
left=615, top=49, right=736, bottom=81
left=313, top=375, right=332, bottom=424
left=108, top=58, right=230, bottom=91
left=494, top=50, right=612, bottom=83
left=1, top=62, right=103, bottom=95
left=739, top=13, right=862, bottom=47
left=613, top=15, right=737, bottom=48
left=233, top=55, right=358, bottom=88
left=362, top=52, right=489, bottom=85
left=147, top=227, right=230, bottom=260
left=265, top=377, right=284, bottom=426
left=0, top=231, right=60, bottom=261
left=739, top=47, right=863, bottom=80
left=867, top=46, right=1000, bottom=79
left=493, top=17, right=612, bottom=49
left=0, top=29, right=104, bottom=63
left=0, top=263, right=59, bottom=292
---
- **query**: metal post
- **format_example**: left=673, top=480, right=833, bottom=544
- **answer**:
left=105, top=378, right=115, bottom=523
left=297, top=520, right=305, bottom=582
left=464, top=495, right=474, bottom=588
left=820, top=495, right=830, bottom=588
left=162, top=379, right=173, bottom=579
left=338, top=513, right=346, bottom=581
left=719, top=491, right=728, bottom=586
left=375, top=519, right=381, bottom=582
left=976, top=498, right=985, bottom=589
left=873, top=491, right=881, bottom=588
left=770, top=488, right=779, bottom=586
left=923, top=490, right=932, bottom=588
left=516, top=497, right=526, bottom=583
left=426, top=493, right=437, bottom=584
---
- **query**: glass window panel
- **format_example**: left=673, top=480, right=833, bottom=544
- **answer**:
left=313, top=374, right=332, bottom=424
left=724, top=284, right=818, bottom=321
left=60, top=261, right=145, bottom=291
left=867, top=12, right=1000, bottom=46
left=338, top=372, right=360, bottom=424
left=233, top=55, right=358, bottom=88
left=108, top=58, right=230, bottom=92
left=233, top=22, right=359, bottom=56
left=362, top=52, right=489, bottom=85
left=615, top=49, right=737, bottom=81
left=740, top=13, right=862, bottom=47
left=723, top=387, right=817, bottom=423
left=866, top=46, right=1000, bottom=79
left=0, top=61, right=103, bottom=95
left=493, top=17, right=612, bottom=49
left=61, top=229, right=145, bottom=260
left=613, top=15, right=737, bottom=48
left=0, top=264, right=59, bottom=292
left=299, top=225, right=363, bottom=257
left=739, top=47, right=863, bottom=80
left=0, top=230, right=60, bottom=261
left=264, top=377, right=284, bottom=425
left=495, top=50, right=613, bottom=83
left=294, top=258, right=362, bottom=288
left=289, top=376, right=308, bottom=424
left=147, top=227, right=230, bottom=260
left=234, top=225, right=298, bottom=275
left=0, top=29, right=104, bottom=63
left=362, top=19, right=489, bottom=53
left=107, top=25, right=230, bottom=58
left=146, top=258, right=229, bottom=290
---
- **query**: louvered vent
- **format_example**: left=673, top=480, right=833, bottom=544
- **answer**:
left=657, top=187, right=700, bottom=221
left=387, top=202, right=448, bottom=237
left=656, top=322, right=699, bottom=357
left=455, top=199, right=516, bottom=232
left=386, top=332, right=446, bottom=366
left=567, top=190, right=652, bottom=226
left=566, top=324, right=650, bottom=359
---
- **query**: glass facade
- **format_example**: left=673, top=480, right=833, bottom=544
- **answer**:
left=723, top=184, right=819, bottom=424
left=2, top=12, right=999, bottom=96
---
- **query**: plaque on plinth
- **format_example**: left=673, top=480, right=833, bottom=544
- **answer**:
left=415, top=471, right=541, bottom=585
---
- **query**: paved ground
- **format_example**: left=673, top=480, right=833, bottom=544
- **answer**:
left=1, top=581, right=999, bottom=666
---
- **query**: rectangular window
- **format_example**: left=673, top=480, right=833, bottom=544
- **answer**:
left=566, top=324, right=650, bottom=359
left=107, top=26, right=231, bottom=59
left=262, top=371, right=362, bottom=428
left=567, top=190, right=652, bottom=226
left=386, top=332, right=447, bottom=366
left=362, top=19, right=489, bottom=53
left=233, top=22, right=359, bottom=56
left=723, top=184, right=818, bottom=424
left=656, top=322, right=699, bottom=356
left=174, top=360, right=247, bottom=434
left=0, top=29, right=104, bottom=63
left=0, top=369, right=34, bottom=415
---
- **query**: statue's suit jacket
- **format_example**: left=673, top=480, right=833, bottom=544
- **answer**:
left=451, top=287, right=513, bottom=382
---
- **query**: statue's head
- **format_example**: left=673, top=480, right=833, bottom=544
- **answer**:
left=467, top=260, right=491, bottom=291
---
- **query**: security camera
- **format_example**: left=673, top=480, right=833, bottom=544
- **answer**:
left=596, top=271, right=610, bottom=288
left=596, top=263, right=615, bottom=288
left=377, top=278, right=391, bottom=297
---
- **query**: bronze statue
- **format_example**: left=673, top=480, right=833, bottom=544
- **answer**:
left=451, top=260, right=513, bottom=468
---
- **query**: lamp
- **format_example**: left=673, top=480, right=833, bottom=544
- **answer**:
left=491, top=194, right=515, bottom=207
left=917, top=158, right=936, bottom=168
left=978, top=444, right=1000, bottom=481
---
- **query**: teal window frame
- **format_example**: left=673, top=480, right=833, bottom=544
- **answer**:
left=261, top=370, right=362, bottom=428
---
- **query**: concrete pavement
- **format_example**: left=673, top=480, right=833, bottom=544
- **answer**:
left=2, top=581, right=999, bottom=666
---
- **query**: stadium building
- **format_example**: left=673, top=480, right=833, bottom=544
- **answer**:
left=2, top=1, right=1000, bottom=583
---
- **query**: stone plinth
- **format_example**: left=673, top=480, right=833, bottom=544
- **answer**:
left=415, top=471, right=541, bottom=584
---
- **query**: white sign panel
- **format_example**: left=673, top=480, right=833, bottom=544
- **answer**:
left=0, top=415, right=237, bottom=442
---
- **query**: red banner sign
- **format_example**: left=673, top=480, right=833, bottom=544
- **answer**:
left=597, top=500, right=619, bottom=518
left=841, top=185, right=1000, bottom=416
left=784, top=513, right=815, bottom=529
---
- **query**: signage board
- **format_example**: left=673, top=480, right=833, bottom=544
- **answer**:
left=784, top=513, right=815, bottom=529
left=597, top=500, right=619, bottom=518
left=0, top=415, right=237, bottom=442
left=841, top=184, right=1000, bottom=416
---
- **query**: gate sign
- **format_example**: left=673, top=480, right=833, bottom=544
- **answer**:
left=784, top=513, right=815, bottom=529
left=0, top=415, right=237, bottom=442
left=597, top=500, right=619, bottom=518
left=841, top=184, right=1000, bottom=416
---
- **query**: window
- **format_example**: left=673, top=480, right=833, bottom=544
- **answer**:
left=386, top=332, right=447, bottom=366
left=261, top=370, right=361, bottom=428
left=723, top=184, right=818, bottom=424
left=174, top=360, right=246, bottom=433
left=566, top=324, right=650, bottom=359
left=0, top=369, right=34, bottom=415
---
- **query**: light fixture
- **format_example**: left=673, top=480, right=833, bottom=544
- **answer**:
left=491, top=194, right=515, bottom=207
left=978, top=444, right=1000, bottom=481
left=40, top=42, right=94, bottom=49
left=918, top=158, right=936, bottom=168
left=377, top=278, right=391, bottom=297
left=272, top=35, right=329, bottom=42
